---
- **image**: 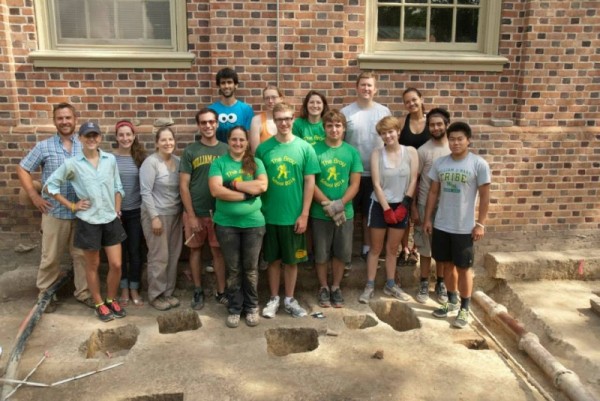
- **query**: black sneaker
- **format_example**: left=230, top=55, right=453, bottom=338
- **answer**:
left=95, top=303, right=114, bottom=322
left=330, top=288, right=344, bottom=308
left=318, top=287, right=331, bottom=307
left=105, top=299, right=126, bottom=318
left=215, top=292, right=229, bottom=307
left=191, top=289, right=204, bottom=310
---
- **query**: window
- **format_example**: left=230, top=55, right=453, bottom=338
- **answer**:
left=30, top=0, right=194, bottom=69
left=360, top=0, right=508, bottom=72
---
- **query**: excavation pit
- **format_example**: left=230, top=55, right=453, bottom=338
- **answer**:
left=80, top=324, right=139, bottom=359
left=123, top=393, right=184, bottom=401
left=369, top=300, right=421, bottom=332
left=157, top=308, right=201, bottom=334
left=343, top=314, right=378, bottom=330
left=455, top=338, right=489, bottom=350
left=265, top=327, right=319, bottom=356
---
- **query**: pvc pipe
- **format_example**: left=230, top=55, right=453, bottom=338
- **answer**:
left=473, top=290, right=598, bottom=401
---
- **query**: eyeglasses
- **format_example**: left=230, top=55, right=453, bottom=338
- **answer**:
left=274, top=117, right=293, bottom=124
left=199, top=120, right=217, bottom=126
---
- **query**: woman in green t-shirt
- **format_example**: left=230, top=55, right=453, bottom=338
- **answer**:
left=208, top=126, right=268, bottom=328
left=292, top=90, right=329, bottom=147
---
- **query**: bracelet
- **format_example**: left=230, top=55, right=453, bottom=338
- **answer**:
left=475, top=222, right=485, bottom=229
left=71, top=202, right=76, bottom=213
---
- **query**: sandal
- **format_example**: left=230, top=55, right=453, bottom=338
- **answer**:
left=117, top=297, right=130, bottom=307
left=407, top=249, right=419, bottom=265
left=131, top=296, right=144, bottom=306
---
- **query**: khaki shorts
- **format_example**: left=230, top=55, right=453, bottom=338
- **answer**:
left=413, top=204, right=433, bottom=257
left=183, top=212, right=219, bottom=248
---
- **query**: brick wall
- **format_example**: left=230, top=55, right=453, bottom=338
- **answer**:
left=0, top=0, right=599, bottom=249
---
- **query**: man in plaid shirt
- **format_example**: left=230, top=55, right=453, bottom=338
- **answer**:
left=17, top=103, right=93, bottom=312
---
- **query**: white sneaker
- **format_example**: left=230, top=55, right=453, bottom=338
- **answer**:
left=205, top=260, right=214, bottom=273
left=284, top=298, right=307, bottom=318
left=358, top=285, right=374, bottom=304
left=383, top=284, right=411, bottom=301
left=262, top=296, right=280, bottom=318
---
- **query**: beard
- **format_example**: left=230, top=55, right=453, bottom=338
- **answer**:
left=219, top=88, right=235, bottom=98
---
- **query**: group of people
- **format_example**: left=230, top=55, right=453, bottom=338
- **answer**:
left=18, top=68, right=490, bottom=330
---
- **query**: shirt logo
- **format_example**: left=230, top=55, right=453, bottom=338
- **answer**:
left=218, top=113, right=238, bottom=124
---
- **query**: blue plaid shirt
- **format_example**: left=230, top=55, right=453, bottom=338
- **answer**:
left=19, top=133, right=82, bottom=219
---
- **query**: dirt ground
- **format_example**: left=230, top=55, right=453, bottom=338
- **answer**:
left=0, top=245, right=599, bottom=401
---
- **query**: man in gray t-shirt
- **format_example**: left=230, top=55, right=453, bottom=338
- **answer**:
left=423, top=121, right=490, bottom=329
left=412, top=108, right=451, bottom=304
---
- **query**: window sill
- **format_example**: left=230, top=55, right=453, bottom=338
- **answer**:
left=358, top=51, right=509, bottom=72
left=29, top=50, right=195, bottom=69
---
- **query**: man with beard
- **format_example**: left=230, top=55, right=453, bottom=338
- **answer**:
left=411, top=108, right=451, bottom=304
left=17, top=103, right=93, bottom=312
left=209, top=67, right=254, bottom=143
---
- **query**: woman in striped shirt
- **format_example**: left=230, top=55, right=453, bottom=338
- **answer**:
left=114, top=120, right=146, bottom=306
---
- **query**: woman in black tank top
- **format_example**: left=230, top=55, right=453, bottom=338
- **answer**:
left=399, top=88, right=430, bottom=149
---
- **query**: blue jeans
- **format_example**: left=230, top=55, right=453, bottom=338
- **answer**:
left=119, top=208, right=144, bottom=290
left=216, top=225, right=265, bottom=315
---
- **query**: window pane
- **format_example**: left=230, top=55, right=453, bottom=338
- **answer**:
left=404, top=6, right=427, bottom=42
left=405, top=0, right=427, bottom=3
left=89, top=0, right=115, bottom=39
left=56, top=0, right=85, bottom=39
left=431, top=0, right=454, bottom=4
left=456, top=8, right=478, bottom=42
left=117, top=2, right=144, bottom=40
left=430, top=8, right=452, bottom=43
left=457, top=0, right=479, bottom=4
left=377, top=6, right=401, bottom=41
left=146, top=1, right=171, bottom=40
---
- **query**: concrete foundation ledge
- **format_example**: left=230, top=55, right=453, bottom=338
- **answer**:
left=485, top=249, right=600, bottom=281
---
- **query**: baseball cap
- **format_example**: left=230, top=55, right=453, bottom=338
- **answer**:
left=78, top=121, right=101, bottom=136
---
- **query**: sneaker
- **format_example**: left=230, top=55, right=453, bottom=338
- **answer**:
left=318, top=287, right=331, bottom=308
left=453, top=308, right=470, bottom=329
left=383, top=284, right=411, bottom=301
left=205, top=260, right=214, bottom=273
left=150, top=297, right=171, bottom=311
left=262, top=296, right=280, bottom=318
left=245, top=309, right=260, bottom=327
left=259, top=258, right=269, bottom=271
left=415, top=281, right=430, bottom=304
left=215, top=292, right=229, bottom=307
left=95, top=303, right=114, bottom=322
left=191, top=289, right=204, bottom=310
left=360, top=251, right=369, bottom=261
left=435, top=282, right=449, bottom=304
left=330, top=288, right=344, bottom=308
left=284, top=298, right=307, bottom=318
left=432, top=302, right=459, bottom=318
left=164, top=295, right=180, bottom=308
left=77, top=297, right=96, bottom=309
left=105, top=299, right=126, bottom=318
left=358, top=285, right=374, bottom=304
left=226, top=314, right=240, bottom=328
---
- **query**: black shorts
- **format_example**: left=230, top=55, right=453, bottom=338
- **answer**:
left=352, top=176, right=374, bottom=216
left=431, top=228, right=473, bottom=268
left=74, top=218, right=127, bottom=251
left=366, top=198, right=409, bottom=230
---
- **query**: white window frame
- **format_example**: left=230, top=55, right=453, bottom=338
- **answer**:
left=360, top=0, right=508, bottom=72
left=30, top=0, right=194, bottom=69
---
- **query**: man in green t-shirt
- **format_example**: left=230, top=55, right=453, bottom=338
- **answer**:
left=180, top=108, right=228, bottom=310
left=310, top=110, right=363, bottom=308
left=255, top=103, right=320, bottom=318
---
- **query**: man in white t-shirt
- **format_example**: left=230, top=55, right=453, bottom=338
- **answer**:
left=341, top=72, right=391, bottom=267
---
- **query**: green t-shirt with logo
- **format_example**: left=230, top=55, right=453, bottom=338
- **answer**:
left=256, top=136, right=320, bottom=225
left=310, top=141, right=364, bottom=221
left=179, top=141, right=228, bottom=216
left=208, top=153, right=266, bottom=228
left=292, top=118, right=326, bottom=147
